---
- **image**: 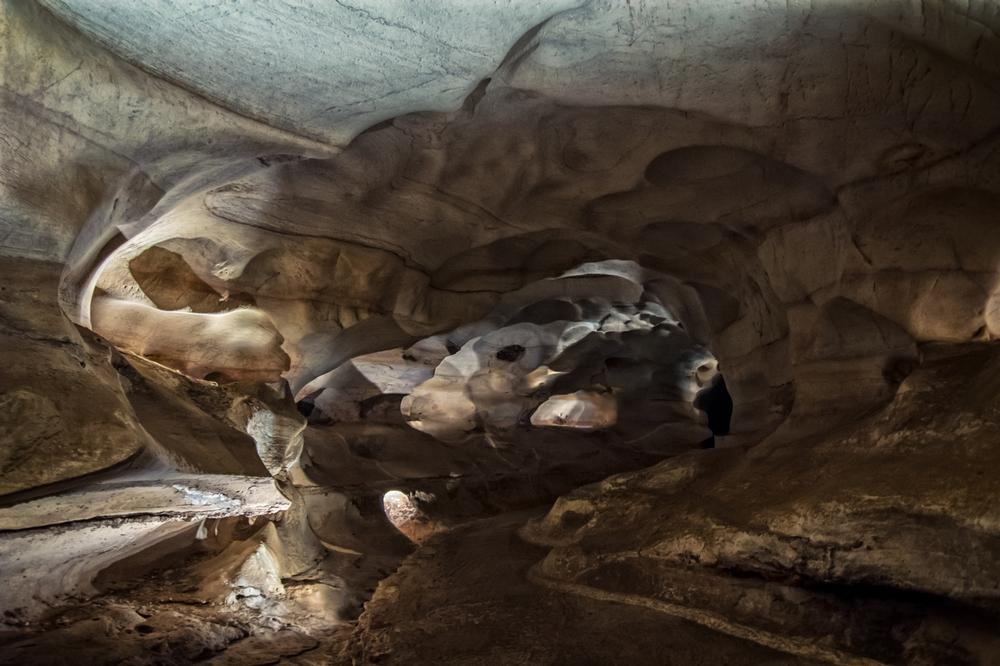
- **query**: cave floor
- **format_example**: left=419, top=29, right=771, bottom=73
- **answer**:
left=0, top=507, right=824, bottom=666
left=339, top=509, right=819, bottom=666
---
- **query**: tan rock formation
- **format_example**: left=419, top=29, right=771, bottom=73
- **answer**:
left=1, top=0, right=999, bottom=663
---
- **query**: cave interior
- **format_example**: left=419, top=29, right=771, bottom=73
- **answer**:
left=2, top=1, right=1000, bottom=664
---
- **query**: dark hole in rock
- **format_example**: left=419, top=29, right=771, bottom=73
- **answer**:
left=495, top=344, right=526, bottom=362
left=694, top=374, right=733, bottom=442
left=295, top=399, right=315, bottom=417
left=884, top=357, right=917, bottom=385
left=560, top=510, right=593, bottom=529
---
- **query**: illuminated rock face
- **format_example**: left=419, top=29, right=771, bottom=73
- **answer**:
left=395, top=263, right=712, bottom=441
left=1, top=0, right=1000, bottom=663
left=530, top=390, right=618, bottom=431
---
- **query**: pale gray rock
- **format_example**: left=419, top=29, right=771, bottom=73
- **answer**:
left=39, top=0, right=579, bottom=144
left=1, top=0, right=1000, bottom=663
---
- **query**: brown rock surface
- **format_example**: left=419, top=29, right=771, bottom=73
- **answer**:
left=2, top=0, right=1000, bottom=663
left=341, top=510, right=819, bottom=666
left=523, top=345, right=1000, bottom=664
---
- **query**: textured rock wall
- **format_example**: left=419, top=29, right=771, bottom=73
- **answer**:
left=1, top=0, right=999, bottom=663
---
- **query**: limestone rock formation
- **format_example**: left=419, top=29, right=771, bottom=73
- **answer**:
left=522, top=345, right=1000, bottom=664
left=1, top=0, right=999, bottom=664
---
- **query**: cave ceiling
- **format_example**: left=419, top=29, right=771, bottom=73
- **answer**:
left=1, top=1, right=1000, bottom=664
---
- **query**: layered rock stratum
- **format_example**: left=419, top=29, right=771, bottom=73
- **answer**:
left=1, top=1, right=999, bottom=664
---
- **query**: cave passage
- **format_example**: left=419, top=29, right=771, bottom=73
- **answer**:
left=2, top=1, right=1000, bottom=664
left=694, top=372, right=734, bottom=448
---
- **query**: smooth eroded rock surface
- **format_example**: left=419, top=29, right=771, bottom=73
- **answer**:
left=2, top=0, right=999, bottom=663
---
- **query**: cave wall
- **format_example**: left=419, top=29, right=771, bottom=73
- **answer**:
left=1, top=0, right=999, bottom=663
